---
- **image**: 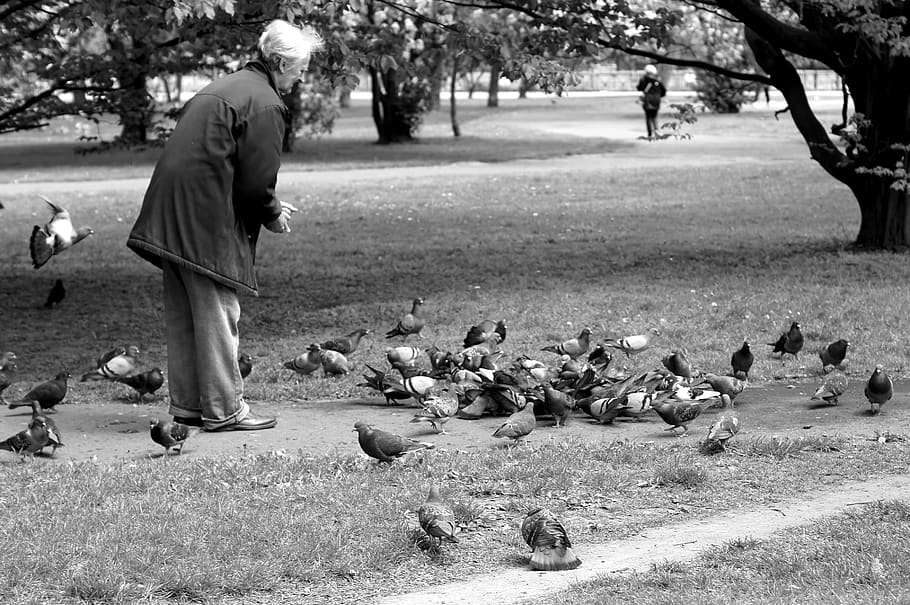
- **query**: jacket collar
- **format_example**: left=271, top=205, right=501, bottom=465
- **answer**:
left=243, top=59, right=282, bottom=97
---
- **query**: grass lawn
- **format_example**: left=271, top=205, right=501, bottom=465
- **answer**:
left=1, top=95, right=909, bottom=604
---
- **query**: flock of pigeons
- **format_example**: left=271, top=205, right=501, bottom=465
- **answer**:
left=2, top=199, right=900, bottom=567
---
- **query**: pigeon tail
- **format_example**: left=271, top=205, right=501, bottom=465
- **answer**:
left=530, top=545, right=582, bottom=571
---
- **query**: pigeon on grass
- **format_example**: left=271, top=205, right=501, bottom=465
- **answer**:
left=417, top=485, right=459, bottom=547
left=521, top=507, right=582, bottom=571
left=353, top=421, right=434, bottom=463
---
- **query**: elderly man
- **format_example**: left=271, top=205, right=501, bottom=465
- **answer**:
left=128, top=20, right=323, bottom=431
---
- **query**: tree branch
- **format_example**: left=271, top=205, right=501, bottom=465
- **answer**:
left=597, top=41, right=772, bottom=84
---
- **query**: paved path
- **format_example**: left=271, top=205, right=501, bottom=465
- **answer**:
left=376, top=473, right=910, bottom=605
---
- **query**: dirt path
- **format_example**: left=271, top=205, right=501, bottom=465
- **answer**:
left=375, top=472, right=910, bottom=605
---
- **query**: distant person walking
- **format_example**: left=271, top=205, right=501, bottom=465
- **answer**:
left=636, top=64, right=666, bottom=140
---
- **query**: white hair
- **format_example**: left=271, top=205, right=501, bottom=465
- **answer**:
left=258, top=19, right=323, bottom=65
left=644, top=64, right=658, bottom=75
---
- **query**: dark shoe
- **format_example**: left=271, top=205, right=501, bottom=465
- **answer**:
left=205, top=410, right=276, bottom=432
left=173, top=416, right=204, bottom=427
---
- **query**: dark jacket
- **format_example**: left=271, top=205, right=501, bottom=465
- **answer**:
left=127, top=60, right=286, bottom=295
left=636, top=75, right=666, bottom=111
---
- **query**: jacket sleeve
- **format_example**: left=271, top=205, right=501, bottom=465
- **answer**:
left=234, top=106, right=285, bottom=225
left=636, top=76, right=647, bottom=92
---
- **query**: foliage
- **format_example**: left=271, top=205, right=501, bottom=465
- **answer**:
left=656, top=102, right=698, bottom=140
left=693, top=70, right=755, bottom=113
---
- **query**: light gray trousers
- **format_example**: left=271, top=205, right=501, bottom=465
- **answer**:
left=162, top=260, right=248, bottom=429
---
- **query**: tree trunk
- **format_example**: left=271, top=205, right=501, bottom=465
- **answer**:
left=450, top=54, right=460, bottom=137
left=117, top=77, right=151, bottom=144
left=487, top=62, right=501, bottom=108
left=338, top=88, right=351, bottom=109
left=369, top=66, right=413, bottom=144
left=852, top=179, right=910, bottom=249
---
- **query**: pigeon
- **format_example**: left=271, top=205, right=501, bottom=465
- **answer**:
left=811, top=370, right=847, bottom=405
left=386, top=346, right=423, bottom=368
left=322, top=328, right=371, bottom=355
left=7, top=371, right=70, bottom=412
left=238, top=352, right=253, bottom=379
left=95, top=346, right=127, bottom=369
left=114, top=367, right=165, bottom=402
left=283, top=344, right=323, bottom=376
left=521, top=507, right=582, bottom=571
left=541, top=328, right=593, bottom=360
left=29, top=196, right=94, bottom=269
left=661, top=349, right=692, bottom=381
left=0, top=351, right=17, bottom=400
left=768, top=321, right=803, bottom=360
left=603, top=327, right=661, bottom=358
left=731, top=340, right=754, bottom=380
left=43, top=278, right=65, bottom=309
left=0, top=416, right=54, bottom=458
left=149, top=418, right=195, bottom=455
left=358, top=364, right=414, bottom=405
left=417, top=485, right=459, bottom=546
left=864, top=364, right=893, bottom=414
left=492, top=396, right=535, bottom=442
left=320, top=348, right=352, bottom=376
left=410, top=389, right=459, bottom=433
left=81, top=345, right=140, bottom=381
left=388, top=375, right=439, bottom=405
left=651, top=396, right=712, bottom=435
left=698, top=373, right=745, bottom=408
left=536, top=383, right=573, bottom=427
left=353, top=421, right=435, bottom=463
left=819, top=339, right=849, bottom=372
left=701, top=413, right=740, bottom=454
left=28, top=400, right=63, bottom=457
left=463, top=319, right=507, bottom=349
left=386, top=297, right=425, bottom=340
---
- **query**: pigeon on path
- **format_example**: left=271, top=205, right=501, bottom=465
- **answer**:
left=819, top=339, right=849, bottom=372
left=651, top=395, right=712, bottom=435
left=386, top=297, right=425, bottom=340
left=768, top=321, right=803, bottom=360
left=521, top=507, right=582, bottom=571
left=81, top=346, right=140, bottom=381
left=417, top=485, right=459, bottom=546
left=238, top=352, right=253, bottom=379
left=150, top=418, right=195, bottom=455
left=603, top=327, right=660, bottom=358
left=661, top=350, right=692, bottom=381
left=29, top=400, right=63, bottom=457
left=731, top=340, right=754, bottom=380
left=699, top=373, right=745, bottom=407
left=8, top=371, right=70, bottom=412
left=353, top=421, right=435, bottom=463
left=43, top=278, right=65, bottom=309
left=322, top=328, right=371, bottom=355
left=811, top=370, right=847, bottom=405
left=492, top=396, right=535, bottom=442
left=864, top=364, right=893, bottom=414
left=410, top=389, right=459, bottom=434
left=0, top=352, right=17, bottom=401
left=29, top=196, right=94, bottom=269
left=115, top=367, right=165, bottom=402
left=0, top=416, right=54, bottom=458
left=541, top=328, right=593, bottom=360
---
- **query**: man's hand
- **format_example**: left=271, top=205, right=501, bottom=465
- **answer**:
left=264, top=200, right=299, bottom=233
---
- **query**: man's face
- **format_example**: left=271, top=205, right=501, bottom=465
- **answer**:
left=275, top=57, right=309, bottom=93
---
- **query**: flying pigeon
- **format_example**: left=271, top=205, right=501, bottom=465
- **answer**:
left=238, top=352, right=253, bottom=379
left=819, top=339, right=849, bottom=372
left=492, top=396, right=535, bottom=442
left=353, top=421, right=435, bottom=463
left=410, top=389, right=459, bottom=433
left=701, top=413, right=740, bottom=454
left=541, top=328, right=593, bottom=360
left=322, top=328, right=371, bottom=355
left=521, top=507, right=582, bottom=571
left=417, top=485, right=459, bottom=546
left=283, top=344, right=322, bottom=375
left=7, top=371, right=70, bottom=412
left=731, top=340, right=754, bottom=380
left=661, top=349, right=692, bottom=381
left=114, top=367, right=165, bottom=402
left=149, top=418, right=196, bottom=455
left=603, top=327, right=661, bottom=358
left=811, top=370, right=847, bottom=405
left=81, top=345, right=140, bottom=381
left=864, top=364, right=893, bottom=414
left=43, top=278, right=65, bottom=309
left=463, top=319, right=507, bottom=349
left=320, top=348, right=352, bottom=377
left=385, top=297, right=425, bottom=340
left=768, top=321, right=803, bottom=360
left=29, top=196, right=94, bottom=269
